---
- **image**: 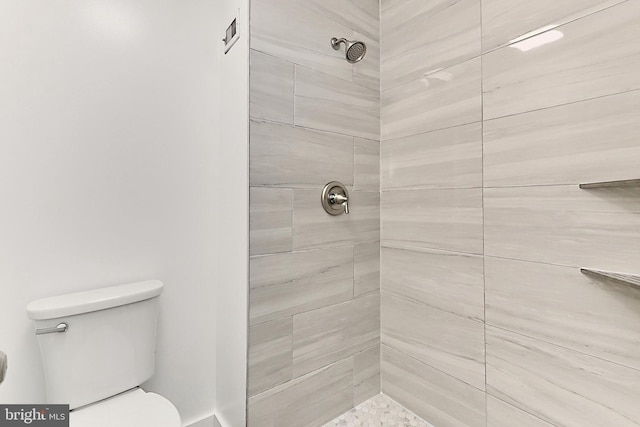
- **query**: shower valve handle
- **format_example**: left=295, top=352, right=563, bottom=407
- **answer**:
left=329, top=193, right=349, bottom=214
left=321, top=181, right=350, bottom=216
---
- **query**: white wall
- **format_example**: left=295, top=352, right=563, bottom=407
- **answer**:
left=215, top=0, right=249, bottom=426
left=0, top=1, right=219, bottom=425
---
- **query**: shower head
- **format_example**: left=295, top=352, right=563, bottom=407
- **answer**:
left=331, top=37, right=367, bottom=63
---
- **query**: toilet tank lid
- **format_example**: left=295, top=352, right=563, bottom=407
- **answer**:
left=26, top=280, right=163, bottom=320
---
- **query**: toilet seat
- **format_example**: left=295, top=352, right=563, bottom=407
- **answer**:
left=69, top=388, right=180, bottom=427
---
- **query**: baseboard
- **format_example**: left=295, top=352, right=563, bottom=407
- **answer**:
left=187, top=414, right=217, bottom=427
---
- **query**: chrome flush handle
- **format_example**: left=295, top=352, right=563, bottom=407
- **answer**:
left=35, top=323, right=68, bottom=335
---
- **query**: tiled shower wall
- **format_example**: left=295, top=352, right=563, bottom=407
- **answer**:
left=380, top=1, right=640, bottom=426
left=247, top=0, right=381, bottom=426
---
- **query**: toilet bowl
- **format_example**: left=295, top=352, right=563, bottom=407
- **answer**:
left=69, top=388, right=180, bottom=426
left=26, top=280, right=180, bottom=427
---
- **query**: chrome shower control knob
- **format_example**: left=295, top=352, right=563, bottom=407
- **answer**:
left=0, top=351, right=7, bottom=384
left=321, top=182, right=350, bottom=216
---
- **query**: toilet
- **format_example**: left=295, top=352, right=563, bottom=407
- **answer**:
left=26, top=280, right=181, bottom=426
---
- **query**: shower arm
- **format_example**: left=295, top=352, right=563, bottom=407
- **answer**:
left=331, top=37, right=347, bottom=50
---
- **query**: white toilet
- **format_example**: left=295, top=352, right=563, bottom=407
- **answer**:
left=26, top=280, right=181, bottom=426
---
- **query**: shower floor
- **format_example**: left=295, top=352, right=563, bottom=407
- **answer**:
left=323, top=394, right=434, bottom=427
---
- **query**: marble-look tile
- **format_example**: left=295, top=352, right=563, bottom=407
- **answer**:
left=299, top=0, right=379, bottom=41
left=487, top=396, right=553, bottom=427
left=293, top=189, right=379, bottom=250
left=295, top=66, right=380, bottom=140
left=484, top=90, right=640, bottom=187
left=381, top=247, right=484, bottom=322
left=251, top=0, right=353, bottom=81
left=482, top=0, right=626, bottom=52
left=292, top=294, right=380, bottom=378
left=354, top=137, right=380, bottom=191
left=354, top=242, right=380, bottom=297
left=353, top=346, right=380, bottom=405
left=486, top=326, right=640, bottom=427
left=382, top=58, right=481, bottom=140
left=381, top=0, right=481, bottom=89
left=250, top=187, right=292, bottom=256
left=352, top=30, right=380, bottom=92
left=382, top=345, right=486, bottom=427
left=248, top=358, right=354, bottom=427
left=248, top=318, right=293, bottom=397
left=249, top=247, right=354, bottom=325
left=382, top=293, right=485, bottom=390
left=484, top=185, right=640, bottom=271
left=483, top=1, right=640, bottom=119
left=381, top=188, right=483, bottom=254
left=381, top=122, right=482, bottom=190
left=250, top=120, right=353, bottom=187
left=324, top=394, right=433, bottom=427
left=249, top=50, right=294, bottom=124
left=486, top=257, right=640, bottom=371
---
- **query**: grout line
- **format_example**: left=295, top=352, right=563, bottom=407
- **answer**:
left=380, top=344, right=487, bottom=393
left=381, top=290, right=484, bottom=326
left=480, top=0, right=488, bottom=424
left=249, top=240, right=379, bottom=259
left=378, top=0, right=384, bottom=398
left=486, top=394, right=555, bottom=426
left=485, top=323, right=640, bottom=375
left=484, top=87, right=640, bottom=123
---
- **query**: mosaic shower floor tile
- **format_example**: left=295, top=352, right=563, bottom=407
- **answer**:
left=323, top=394, right=434, bottom=427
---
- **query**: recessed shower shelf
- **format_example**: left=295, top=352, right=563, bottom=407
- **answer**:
left=580, top=268, right=640, bottom=289
left=579, top=178, right=640, bottom=189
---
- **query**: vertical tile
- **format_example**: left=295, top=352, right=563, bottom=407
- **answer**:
left=250, top=0, right=353, bottom=81
left=354, top=137, right=380, bottom=192
left=486, top=326, right=640, bottom=427
left=482, top=0, right=626, bottom=51
left=381, top=57, right=481, bottom=140
left=483, top=90, right=640, bottom=187
left=382, top=293, right=485, bottom=390
left=250, top=187, right=292, bottom=256
left=483, top=1, right=640, bottom=119
left=484, top=186, right=640, bottom=271
left=250, top=50, right=294, bottom=123
left=381, top=123, right=482, bottom=190
left=485, top=257, right=640, bottom=371
left=248, top=358, right=354, bottom=427
left=353, top=345, right=380, bottom=405
left=487, top=396, right=553, bottom=427
left=295, top=66, right=380, bottom=140
left=381, top=247, right=484, bottom=322
left=381, top=188, right=483, bottom=254
left=248, top=318, right=293, bottom=397
left=382, top=345, right=486, bottom=427
left=354, top=242, right=380, bottom=297
left=293, top=189, right=379, bottom=250
left=381, top=0, right=481, bottom=88
left=292, top=294, right=380, bottom=377
left=249, top=247, right=354, bottom=325
left=250, top=120, right=353, bottom=187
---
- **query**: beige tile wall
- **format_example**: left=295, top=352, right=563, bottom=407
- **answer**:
left=381, top=0, right=640, bottom=426
left=248, top=0, right=380, bottom=425
left=249, top=0, right=640, bottom=425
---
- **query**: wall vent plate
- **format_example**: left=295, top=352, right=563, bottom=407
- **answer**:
left=223, top=11, right=240, bottom=54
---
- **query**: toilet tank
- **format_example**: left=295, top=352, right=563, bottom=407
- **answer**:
left=26, top=281, right=164, bottom=410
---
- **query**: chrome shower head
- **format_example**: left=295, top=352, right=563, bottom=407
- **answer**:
left=331, top=37, right=367, bottom=63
